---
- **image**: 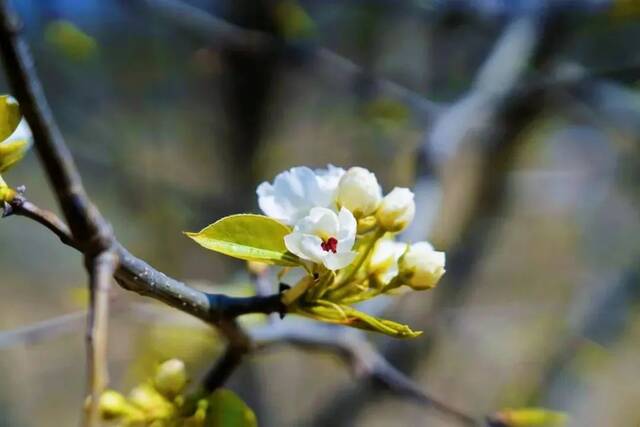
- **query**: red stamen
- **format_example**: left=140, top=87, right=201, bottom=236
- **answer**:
left=321, top=237, right=338, bottom=253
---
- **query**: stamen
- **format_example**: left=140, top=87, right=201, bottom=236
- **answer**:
left=321, top=237, right=338, bottom=253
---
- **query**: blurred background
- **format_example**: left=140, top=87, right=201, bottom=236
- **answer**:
left=1, top=0, right=640, bottom=425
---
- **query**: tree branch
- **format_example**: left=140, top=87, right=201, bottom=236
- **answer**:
left=202, top=319, right=252, bottom=392
left=251, top=322, right=480, bottom=426
left=84, top=250, right=118, bottom=426
left=132, top=0, right=442, bottom=124
left=8, top=197, right=285, bottom=324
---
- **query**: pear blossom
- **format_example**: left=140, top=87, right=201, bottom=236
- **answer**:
left=376, top=187, right=416, bottom=232
left=368, top=239, right=407, bottom=285
left=336, top=167, right=382, bottom=217
left=400, top=242, right=446, bottom=290
left=257, top=165, right=345, bottom=225
left=284, top=207, right=357, bottom=270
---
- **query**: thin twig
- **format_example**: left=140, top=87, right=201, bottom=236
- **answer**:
left=84, top=250, right=118, bottom=427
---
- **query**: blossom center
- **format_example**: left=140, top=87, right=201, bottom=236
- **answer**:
left=320, top=237, right=338, bottom=253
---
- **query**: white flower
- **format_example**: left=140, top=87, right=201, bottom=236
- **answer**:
left=376, top=187, right=416, bottom=232
left=368, top=239, right=407, bottom=285
left=336, top=167, right=382, bottom=217
left=400, top=242, right=446, bottom=290
left=257, top=165, right=345, bottom=225
left=284, top=207, right=357, bottom=270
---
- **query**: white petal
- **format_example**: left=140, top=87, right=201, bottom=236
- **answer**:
left=323, top=251, right=357, bottom=270
left=337, top=208, right=357, bottom=238
left=284, top=233, right=324, bottom=264
left=315, top=164, right=345, bottom=194
left=298, top=234, right=326, bottom=263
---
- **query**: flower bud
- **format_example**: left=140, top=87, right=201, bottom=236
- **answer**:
left=336, top=167, right=382, bottom=217
left=376, top=187, right=415, bottom=232
left=368, top=239, right=407, bottom=285
left=154, top=358, right=188, bottom=398
left=128, top=384, right=174, bottom=419
left=98, top=390, right=129, bottom=419
left=400, top=242, right=445, bottom=290
left=98, top=390, right=144, bottom=421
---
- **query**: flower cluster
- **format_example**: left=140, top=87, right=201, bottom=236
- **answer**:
left=99, top=359, right=256, bottom=427
left=187, top=165, right=445, bottom=337
left=257, top=165, right=445, bottom=336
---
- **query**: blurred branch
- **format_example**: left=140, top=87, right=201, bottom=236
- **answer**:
left=0, top=310, right=87, bottom=349
left=306, top=10, right=575, bottom=426
left=85, top=251, right=118, bottom=426
left=250, top=322, right=481, bottom=426
left=133, top=0, right=442, bottom=124
left=0, top=1, right=286, bottom=417
left=0, top=2, right=119, bottom=424
left=202, top=319, right=251, bottom=392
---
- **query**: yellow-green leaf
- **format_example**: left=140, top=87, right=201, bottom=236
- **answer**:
left=0, top=138, right=30, bottom=173
left=185, top=214, right=299, bottom=266
left=295, top=301, right=422, bottom=338
left=488, top=408, right=568, bottom=427
left=44, top=20, right=97, bottom=61
left=0, top=95, right=21, bottom=142
left=207, top=389, right=257, bottom=427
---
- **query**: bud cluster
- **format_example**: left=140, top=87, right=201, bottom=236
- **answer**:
left=251, top=165, right=447, bottom=338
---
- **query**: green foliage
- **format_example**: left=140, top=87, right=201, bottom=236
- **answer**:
left=44, top=20, right=97, bottom=61
left=0, top=95, right=29, bottom=198
left=0, top=95, right=20, bottom=142
left=185, top=214, right=300, bottom=266
left=207, top=390, right=258, bottom=427
left=274, top=0, right=316, bottom=41
left=296, top=300, right=421, bottom=338
left=99, top=359, right=258, bottom=427
left=488, top=408, right=568, bottom=427
left=0, top=138, right=30, bottom=174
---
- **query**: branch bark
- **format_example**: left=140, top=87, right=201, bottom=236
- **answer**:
left=8, top=197, right=285, bottom=323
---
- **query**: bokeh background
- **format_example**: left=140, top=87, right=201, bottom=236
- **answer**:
left=2, top=0, right=640, bottom=425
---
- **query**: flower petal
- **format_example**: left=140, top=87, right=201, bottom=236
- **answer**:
left=285, top=232, right=324, bottom=264
left=323, top=251, right=357, bottom=270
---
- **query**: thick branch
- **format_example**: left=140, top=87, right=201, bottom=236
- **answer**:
left=9, top=198, right=284, bottom=325
left=0, top=0, right=111, bottom=251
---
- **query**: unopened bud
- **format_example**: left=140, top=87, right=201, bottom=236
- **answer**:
left=336, top=167, right=382, bottom=217
left=154, top=358, right=188, bottom=398
left=399, top=242, right=445, bottom=290
left=376, top=187, right=415, bottom=232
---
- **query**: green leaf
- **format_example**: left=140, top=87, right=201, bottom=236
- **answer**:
left=207, top=389, right=257, bottom=427
left=488, top=408, right=568, bottom=427
left=185, top=214, right=299, bottom=266
left=0, top=138, right=30, bottom=173
left=295, top=301, right=422, bottom=338
left=0, top=95, right=21, bottom=142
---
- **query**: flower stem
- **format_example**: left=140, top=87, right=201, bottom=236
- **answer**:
left=335, top=227, right=385, bottom=288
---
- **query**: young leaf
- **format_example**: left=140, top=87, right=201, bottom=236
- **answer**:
left=295, top=301, right=422, bottom=338
left=0, top=138, right=30, bottom=173
left=207, top=389, right=257, bottom=427
left=488, top=408, right=568, bottom=427
left=0, top=95, right=20, bottom=142
left=185, top=214, right=300, bottom=266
